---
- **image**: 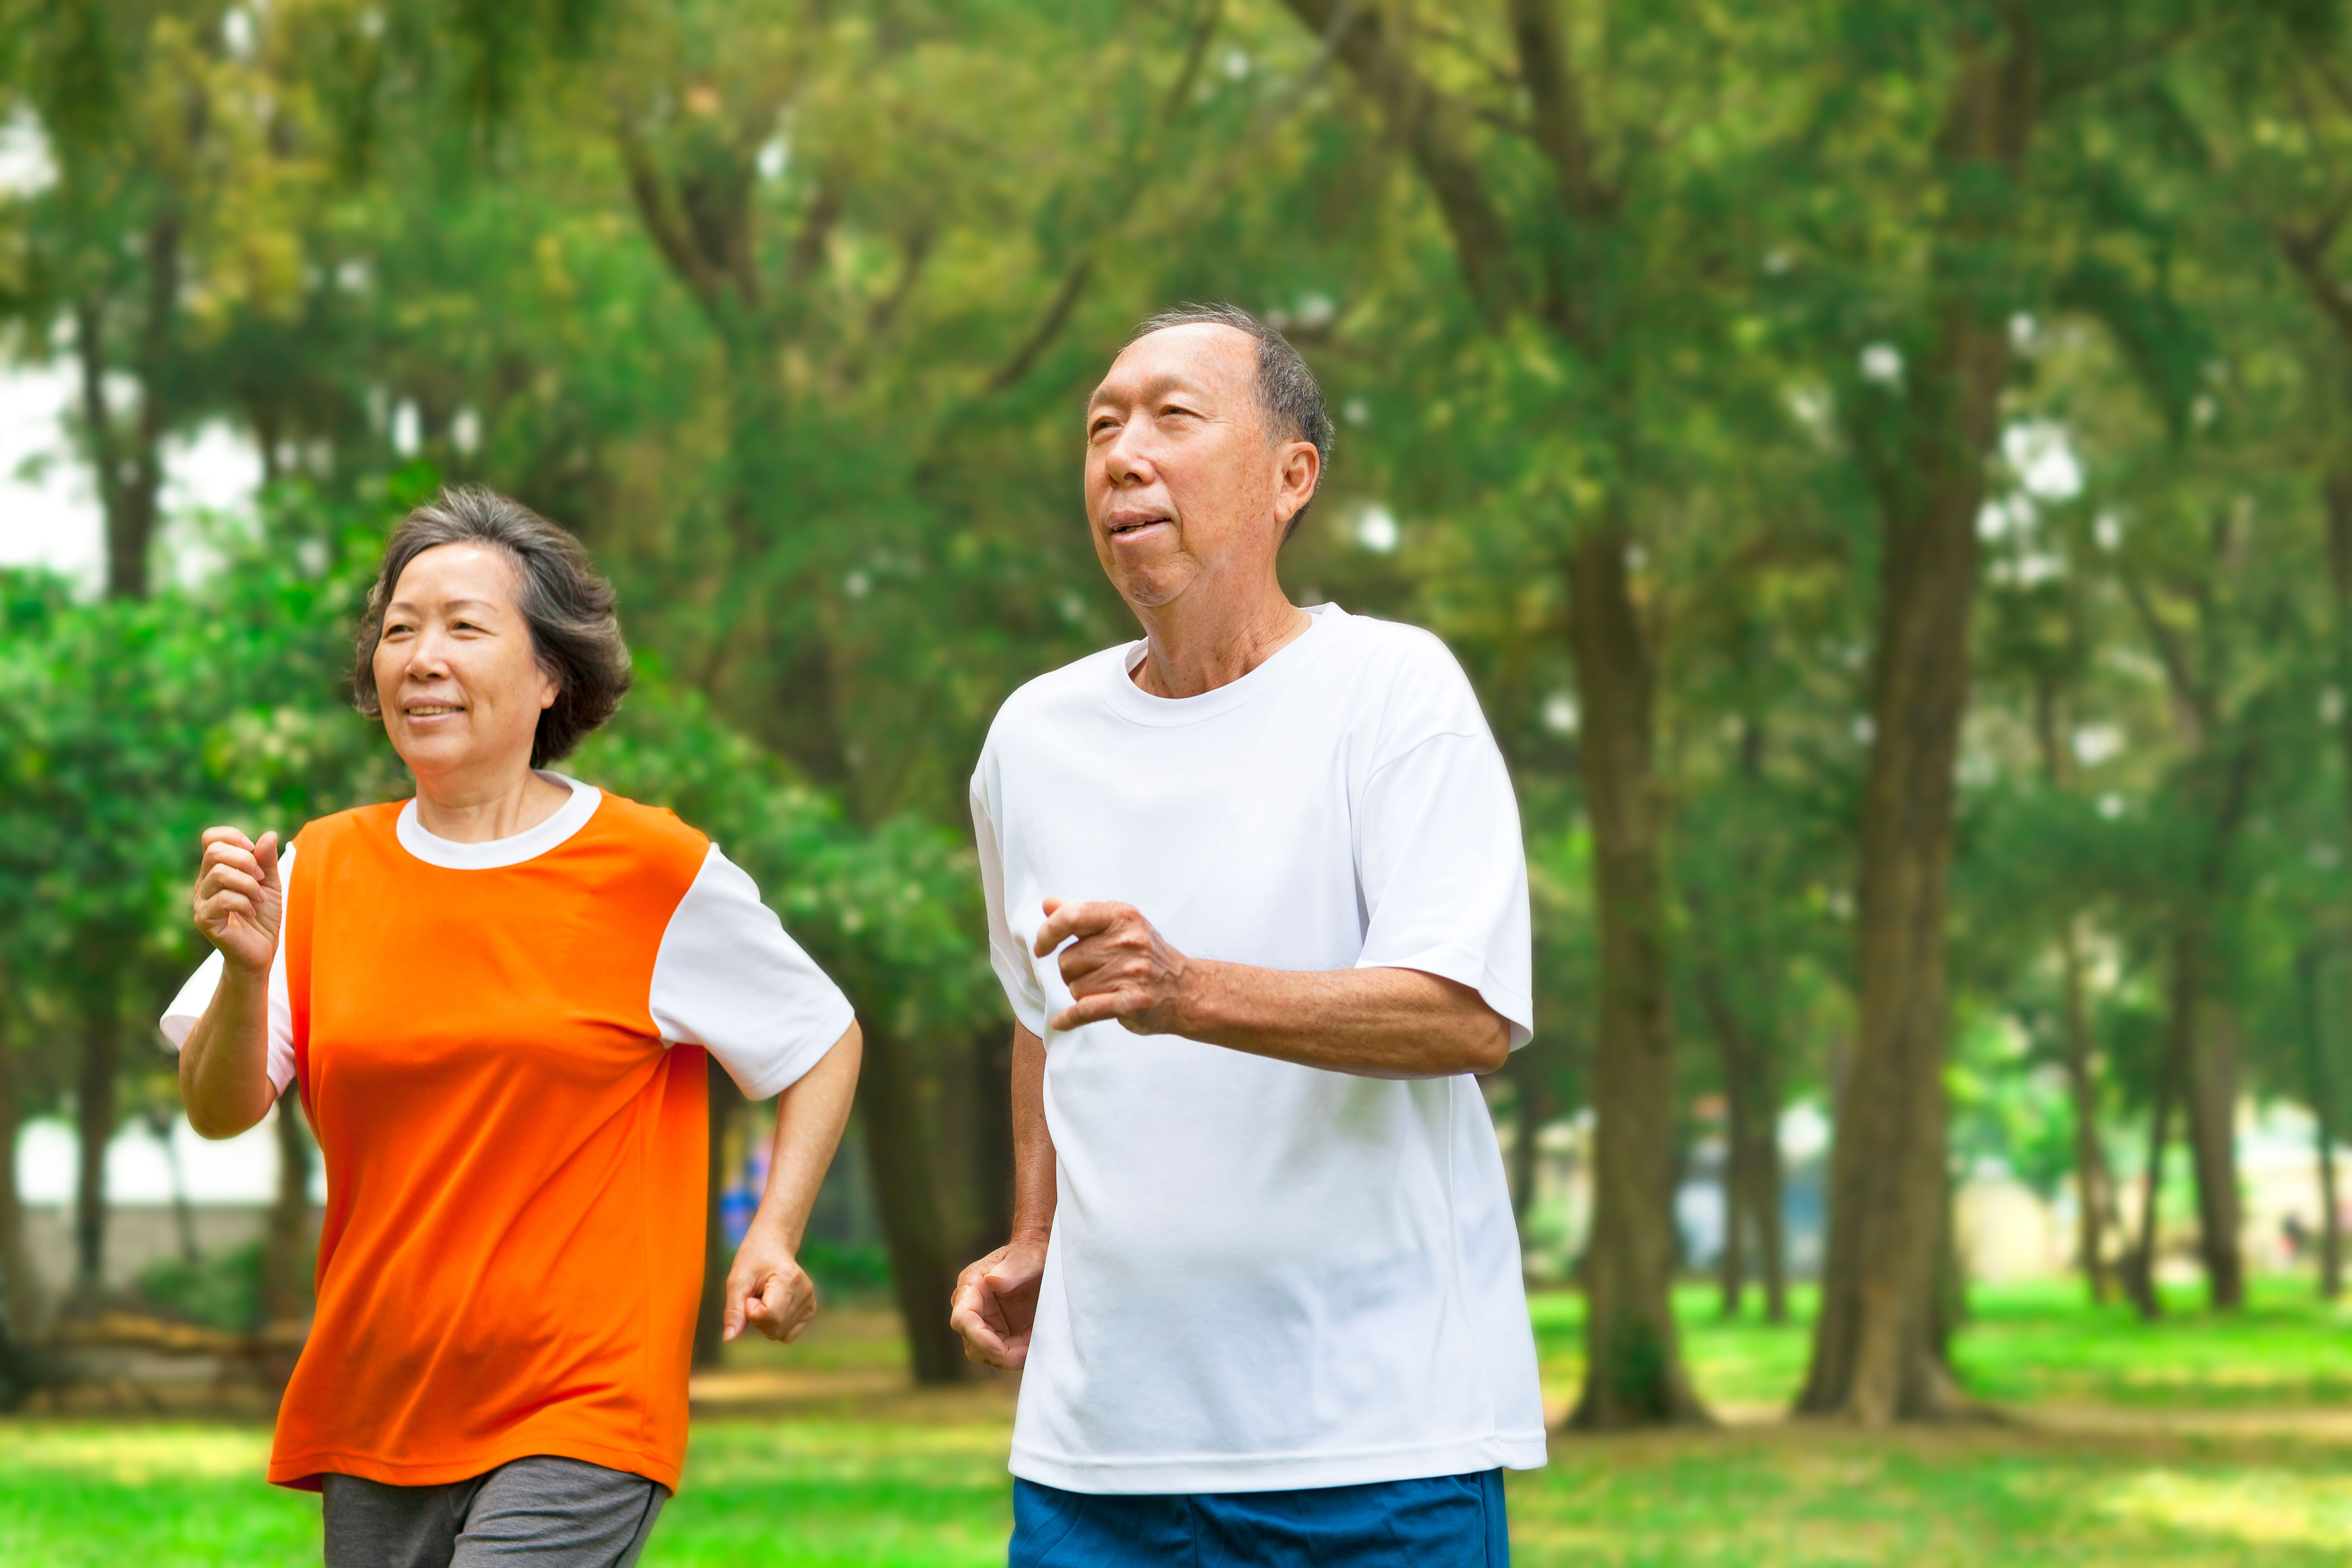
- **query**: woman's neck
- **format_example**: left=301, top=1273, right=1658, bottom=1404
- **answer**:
left=412, top=766, right=571, bottom=844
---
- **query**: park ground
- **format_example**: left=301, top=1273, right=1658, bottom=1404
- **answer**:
left=3, top=1278, right=2349, bottom=1565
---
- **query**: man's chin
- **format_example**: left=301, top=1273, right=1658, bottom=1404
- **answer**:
left=1112, top=562, right=1199, bottom=611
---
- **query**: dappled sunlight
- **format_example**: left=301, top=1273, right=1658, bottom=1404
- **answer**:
left=2093, top=1469, right=2352, bottom=1550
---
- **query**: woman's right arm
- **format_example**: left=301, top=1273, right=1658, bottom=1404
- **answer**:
left=180, top=827, right=284, bottom=1140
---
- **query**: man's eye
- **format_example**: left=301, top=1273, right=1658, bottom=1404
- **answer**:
left=1089, top=418, right=1118, bottom=438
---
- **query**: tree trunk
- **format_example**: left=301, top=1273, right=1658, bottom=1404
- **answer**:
left=264, top=1090, right=315, bottom=1324
left=75, top=212, right=180, bottom=605
left=71, top=1004, right=122, bottom=1311
left=1504, top=1062, right=1556, bottom=1235
left=2297, top=945, right=2344, bottom=1300
left=857, top=1023, right=970, bottom=1385
left=1564, top=524, right=1705, bottom=1429
left=2123, top=965, right=2193, bottom=1321
left=693, top=1055, right=742, bottom=1368
left=1694, top=919, right=1779, bottom=1323
left=0, top=999, right=37, bottom=1337
left=2056, top=922, right=2115, bottom=1303
left=2184, top=1001, right=2244, bottom=1309
left=1799, top=21, right=2037, bottom=1425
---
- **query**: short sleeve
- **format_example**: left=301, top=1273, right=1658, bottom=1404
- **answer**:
left=158, top=844, right=300, bottom=1095
left=972, top=787, right=1048, bottom=1036
left=1354, top=733, right=1535, bottom=1049
left=649, top=845, right=858, bottom=1099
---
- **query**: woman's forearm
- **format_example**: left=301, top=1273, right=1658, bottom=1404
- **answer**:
left=179, top=968, right=276, bottom=1139
left=745, top=1022, right=863, bottom=1249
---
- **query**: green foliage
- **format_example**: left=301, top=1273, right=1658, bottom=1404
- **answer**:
left=134, top=1242, right=264, bottom=1334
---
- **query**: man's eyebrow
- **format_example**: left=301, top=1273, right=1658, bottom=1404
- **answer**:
left=1089, top=373, right=1212, bottom=408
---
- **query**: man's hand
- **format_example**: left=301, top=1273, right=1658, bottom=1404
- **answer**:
left=1033, top=897, right=1193, bottom=1035
left=949, top=1237, right=1047, bottom=1368
left=723, top=1228, right=818, bottom=1345
left=193, top=827, right=282, bottom=977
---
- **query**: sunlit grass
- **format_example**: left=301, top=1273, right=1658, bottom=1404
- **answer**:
left=6, top=1275, right=2350, bottom=1566
left=1525, top=1273, right=2352, bottom=1413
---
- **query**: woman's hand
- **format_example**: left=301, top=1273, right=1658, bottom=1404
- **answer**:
left=723, top=1226, right=818, bottom=1345
left=193, top=827, right=282, bottom=977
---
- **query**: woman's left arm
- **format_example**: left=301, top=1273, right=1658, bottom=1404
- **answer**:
left=723, top=1021, right=864, bottom=1344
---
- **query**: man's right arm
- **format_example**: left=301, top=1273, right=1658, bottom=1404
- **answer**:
left=949, top=1022, right=1053, bottom=1368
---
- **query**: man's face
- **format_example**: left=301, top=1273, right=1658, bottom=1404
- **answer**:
left=1083, top=324, right=1315, bottom=611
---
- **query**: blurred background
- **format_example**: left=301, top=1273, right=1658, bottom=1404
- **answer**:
left=3, top=1, right=2351, bottom=1563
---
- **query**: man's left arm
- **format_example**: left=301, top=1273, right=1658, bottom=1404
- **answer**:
left=1034, top=896, right=1508, bottom=1079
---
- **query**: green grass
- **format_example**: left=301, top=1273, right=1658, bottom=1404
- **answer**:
left=4, top=1277, right=2349, bottom=1566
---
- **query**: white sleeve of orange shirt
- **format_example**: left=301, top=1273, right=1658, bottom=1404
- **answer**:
left=157, top=844, right=301, bottom=1096
left=649, top=844, right=857, bottom=1101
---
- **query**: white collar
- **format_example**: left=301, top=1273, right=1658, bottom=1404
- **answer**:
left=394, top=772, right=603, bottom=870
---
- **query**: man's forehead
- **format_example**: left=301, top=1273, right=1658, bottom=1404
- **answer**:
left=1090, top=323, right=1255, bottom=404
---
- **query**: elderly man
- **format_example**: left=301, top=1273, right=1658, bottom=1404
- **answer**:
left=950, top=303, right=1544, bottom=1566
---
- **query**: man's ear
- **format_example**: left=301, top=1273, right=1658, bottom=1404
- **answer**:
left=1273, top=439, right=1320, bottom=524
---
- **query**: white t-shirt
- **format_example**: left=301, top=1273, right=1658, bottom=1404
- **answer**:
left=161, top=772, right=852, bottom=1101
left=971, top=603, right=1546, bottom=1495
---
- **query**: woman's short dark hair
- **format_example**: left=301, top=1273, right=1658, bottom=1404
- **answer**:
left=354, top=487, right=631, bottom=768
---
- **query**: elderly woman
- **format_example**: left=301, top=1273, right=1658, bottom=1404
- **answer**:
left=162, top=488, right=861, bottom=1568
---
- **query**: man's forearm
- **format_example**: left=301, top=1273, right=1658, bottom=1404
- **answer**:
left=1008, top=1024, right=1056, bottom=1242
left=1172, top=963, right=1508, bottom=1079
left=180, top=971, right=276, bottom=1139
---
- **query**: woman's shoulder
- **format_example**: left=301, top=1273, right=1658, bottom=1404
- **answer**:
left=581, top=788, right=712, bottom=867
left=288, top=799, right=405, bottom=855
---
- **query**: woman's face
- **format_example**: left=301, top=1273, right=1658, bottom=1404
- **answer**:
left=373, top=543, right=556, bottom=785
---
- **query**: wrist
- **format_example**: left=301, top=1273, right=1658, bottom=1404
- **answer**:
left=742, top=1206, right=807, bottom=1256
left=1169, top=954, right=1220, bottom=1037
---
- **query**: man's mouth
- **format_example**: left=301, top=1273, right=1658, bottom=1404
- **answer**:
left=1105, top=514, right=1170, bottom=539
left=404, top=703, right=464, bottom=718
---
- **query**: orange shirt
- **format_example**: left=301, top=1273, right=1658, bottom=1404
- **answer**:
left=224, top=785, right=849, bottom=1492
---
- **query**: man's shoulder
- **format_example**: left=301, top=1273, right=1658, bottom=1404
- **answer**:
left=1322, top=610, right=1479, bottom=710
left=987, top=644, right=1132, bottom=739
left=1326, top=608, right=1463, bottom=675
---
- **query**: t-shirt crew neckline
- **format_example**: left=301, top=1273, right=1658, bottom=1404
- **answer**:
left=393, top=772, right=603, bottom=871
left=1101, top=602, right=1344, bottom=727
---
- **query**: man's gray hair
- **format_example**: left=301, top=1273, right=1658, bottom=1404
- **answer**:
left=354, top=486, right=632, bottom=768
left=1127, top=302, right=1333, bottom=536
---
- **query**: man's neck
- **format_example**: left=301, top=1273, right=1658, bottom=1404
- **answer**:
left=1130, top=580, right=1312, bottom=700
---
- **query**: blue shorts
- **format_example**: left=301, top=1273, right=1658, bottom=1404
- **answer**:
left=1009, top=1469, right=1509, bottom=1567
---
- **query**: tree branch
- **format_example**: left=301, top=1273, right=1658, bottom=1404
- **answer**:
left=1280, top=0, right=1521, bottom=325
left=614, top=115, right=725, bottom=320
left=989, top=255, right=1094, bottom=392
left=1507, top=0, right=1606, bottom=218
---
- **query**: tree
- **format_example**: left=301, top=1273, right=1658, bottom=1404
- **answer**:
left=1274, top=0, right=1826, bottom=1431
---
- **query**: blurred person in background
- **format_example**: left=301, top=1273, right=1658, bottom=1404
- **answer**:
left=950, top=306, right=1543, bottom=1567
left=165, top=488, right=861, bottom=1568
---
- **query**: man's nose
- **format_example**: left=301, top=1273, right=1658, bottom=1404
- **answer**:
left=1101, top=414, right=1152, bottom=485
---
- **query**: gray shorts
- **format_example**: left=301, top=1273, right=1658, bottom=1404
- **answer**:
left=320, top=1455, right=667, bottom=1568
